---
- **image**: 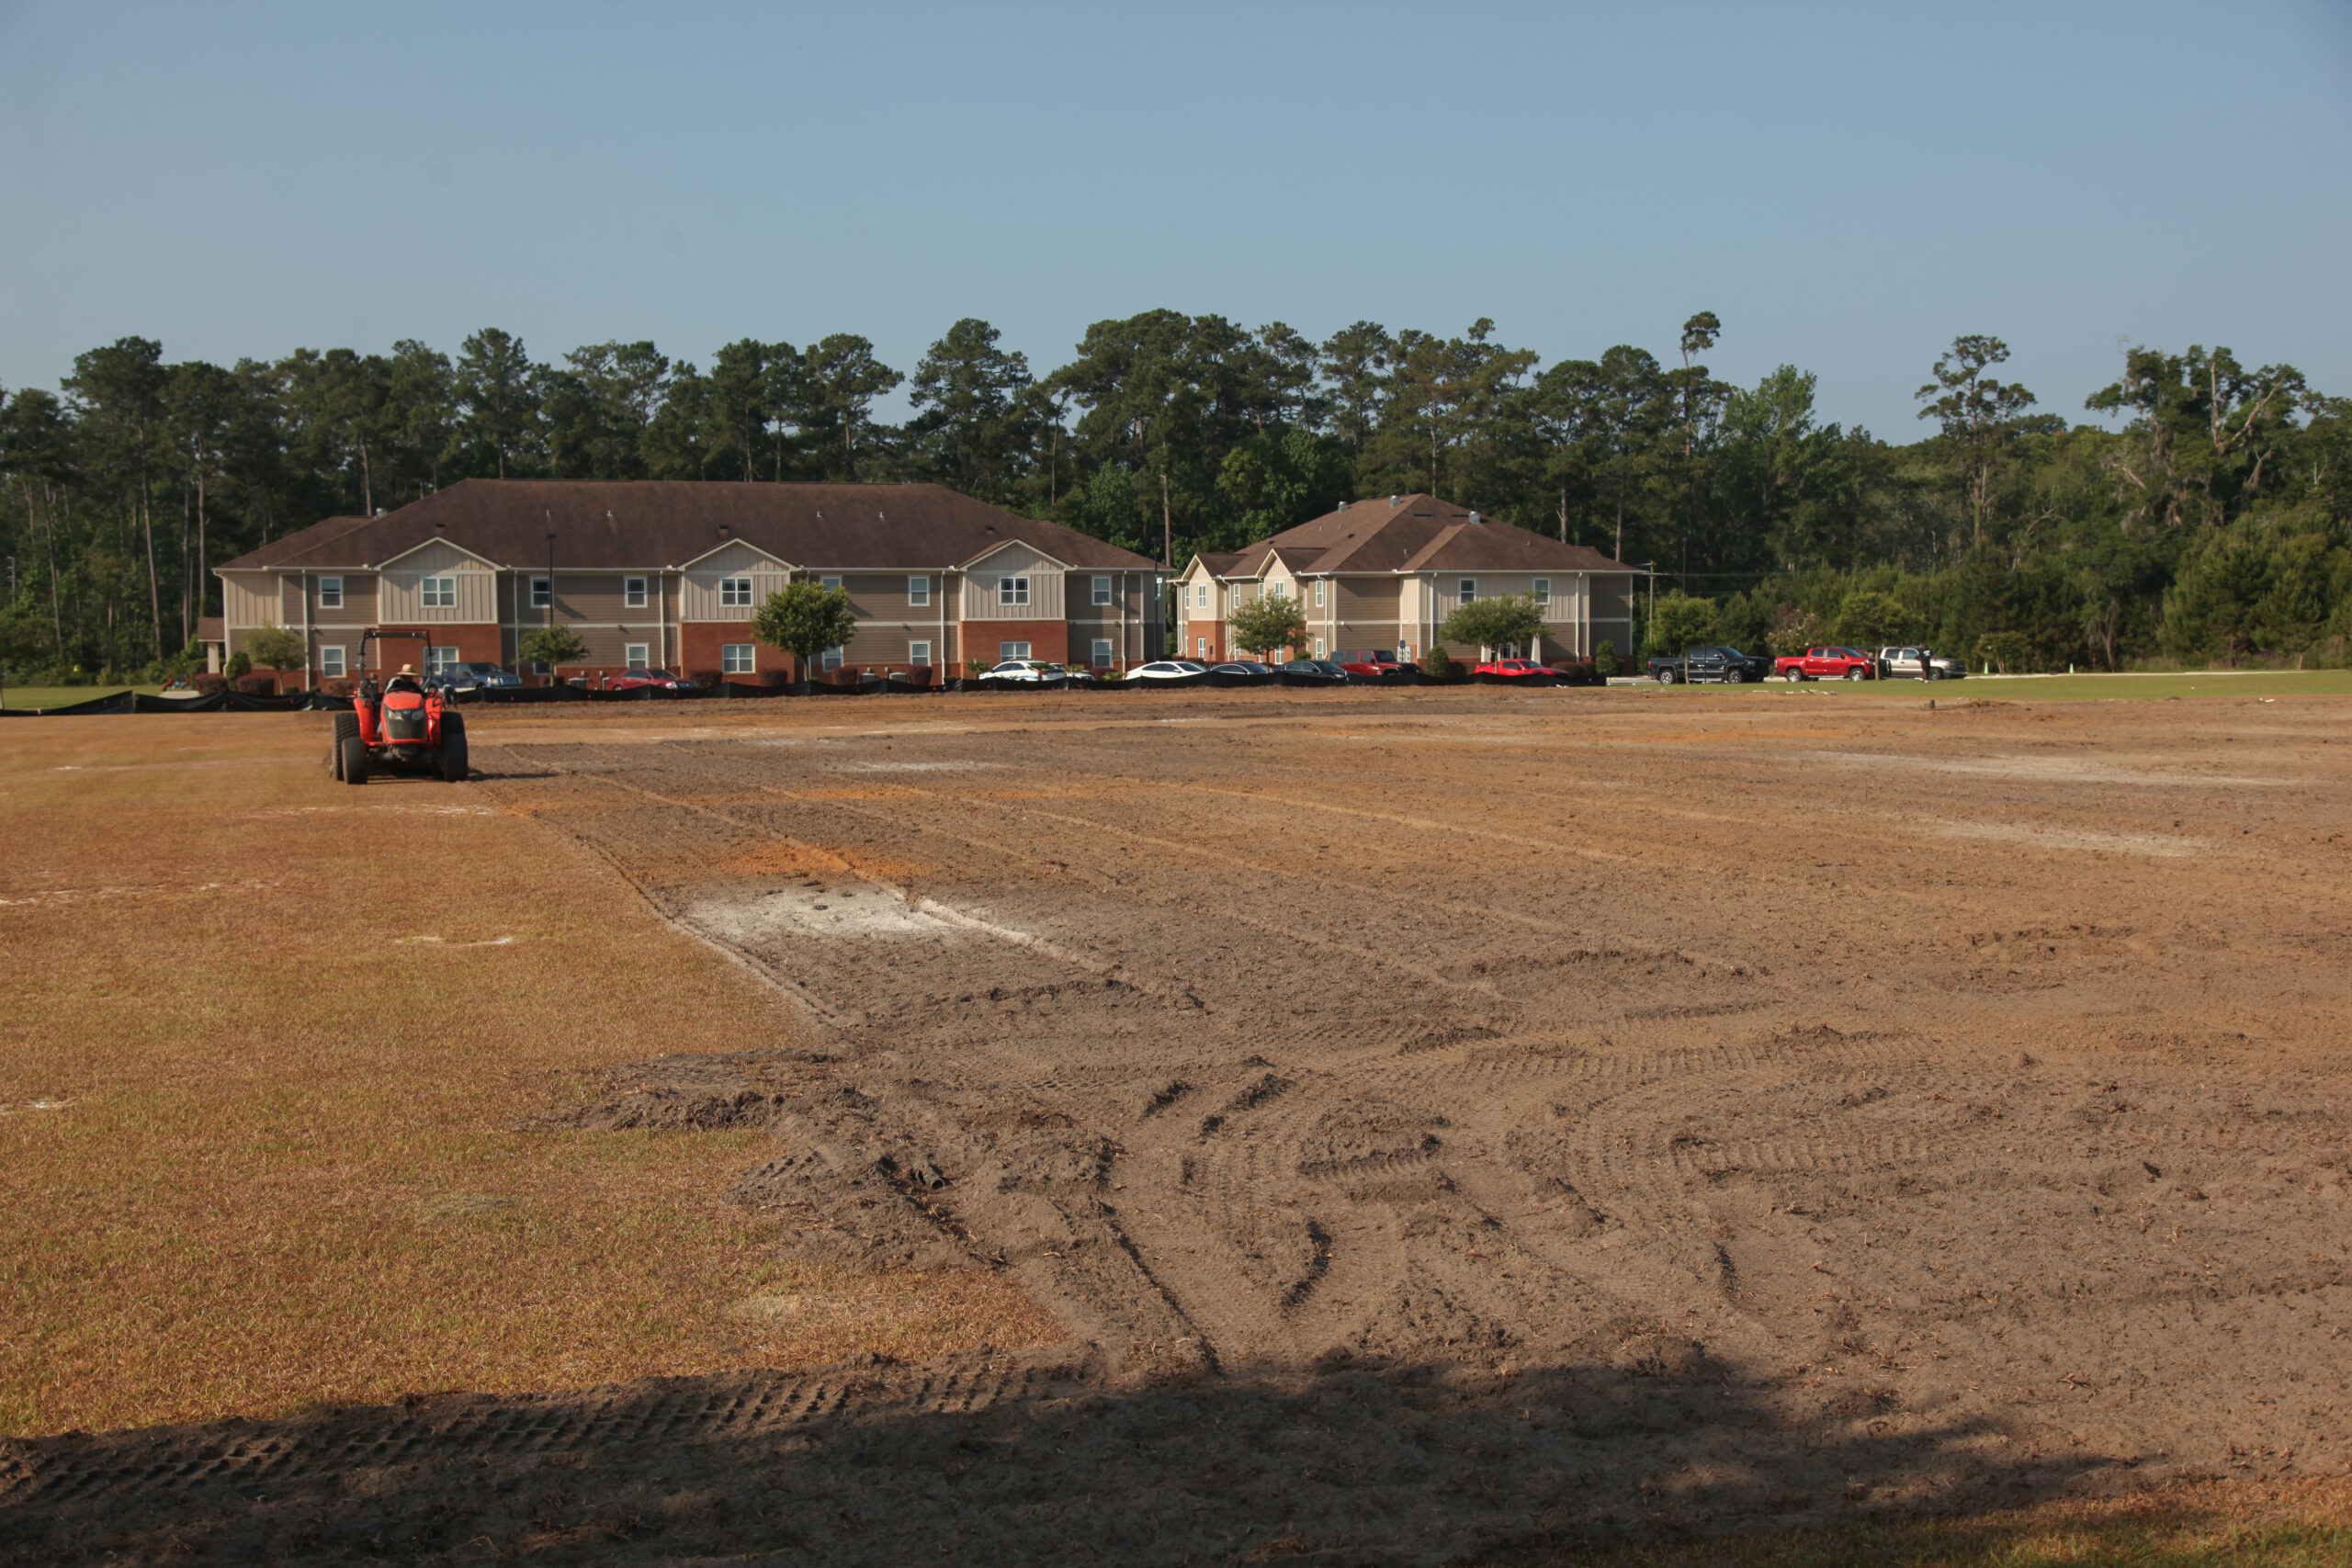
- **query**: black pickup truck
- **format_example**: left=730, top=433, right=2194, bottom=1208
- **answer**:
left=1647, top=645, right=1776, bottom=684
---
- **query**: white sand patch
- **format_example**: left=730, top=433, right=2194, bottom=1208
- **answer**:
left=825, top=760, right=999, bottom=773
left=1929, top=821, right=2203, bottom=857
left=0, top=1099, right=71, bottom=1116
left=393, top=934, right=517, bottom=948
left=1804, top=750, right=2284, bottom=788
left=248, top=804, right=497, bottom=818
left=689, top=886, right=967, bottom=941
left=0, top=878, right=277, bottom=908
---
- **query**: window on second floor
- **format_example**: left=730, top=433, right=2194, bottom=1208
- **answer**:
left=422, top=576, right=457, bottom=608
left=820, top=576, right=842, bottom=592
left=317, top=576, right=343, bottom=609
left=718, top=576, right=753, bottom=607
left=1458, top=578, right=1478, bottom=604
left=530, top=576, right=550, bottom=609
left=999, top=575, right=1030, bottom=606
left=1267, top=581, right=1286, bottom=600
left=624, top=576, right=647, bottom=608
left=1092, top=575, right=1112, bottom=605
left=1532, top=578, right=1550, bottom=605
left=1313, top=580, right=1326, bottom=607
left=1194, top=583, right=1209, bottom=609
left=908, top=576, right=930, bottom=607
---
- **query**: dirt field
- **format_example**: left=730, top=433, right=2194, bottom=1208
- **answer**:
left=5, top=683, right=2350, bottom=1564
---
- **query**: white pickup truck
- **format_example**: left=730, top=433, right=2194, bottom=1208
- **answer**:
left=1873, top=646, right=1967, bottom=680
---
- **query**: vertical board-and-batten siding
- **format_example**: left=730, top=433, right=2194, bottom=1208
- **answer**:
left=959, top=543, right=1065, bottom=621
left=220, top=572, right=279, bottom=630
left=680, top=543, right=789, bottom=620
left=378, top=541, right=498, bottom=623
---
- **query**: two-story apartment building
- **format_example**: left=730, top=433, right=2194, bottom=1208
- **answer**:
left=213, top=479, right=1165, bottom=683
left=1174, top=494, right=1638, bottom=664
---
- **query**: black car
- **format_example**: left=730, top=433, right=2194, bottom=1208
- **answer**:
left=1647, top=645, right=1775, bottom=684
left=1277, top=659, right=1351, bottom=686
left=1206, top=660, right=1279, bottom=686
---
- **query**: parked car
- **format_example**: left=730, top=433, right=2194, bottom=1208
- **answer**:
left=1277, top=659, right=1351, bottom=686
left=1775, top=646, right=1876, bottom=682
left=603, top=667, right=697, bottom=693
left=981, top=659, right=1069, bottom=684
left=1872, top=646, right=1967, bottom=681
left=1206, top=660, right=1279, bottom=686
left=1647, top=645, right=1776, bottom=683
left=1335, top=649, right=1416, bottom=682
left=426, top=660, right=523, bottom=694
left=1128, top=660, right=1209, bottom=685
left=1474, top=658, right=1554, bottom=683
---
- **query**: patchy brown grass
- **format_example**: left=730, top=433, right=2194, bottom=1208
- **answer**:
left=1556, top=1475, right=2352, bottom=1566
left=0, top=715, right=1057, bottom=1437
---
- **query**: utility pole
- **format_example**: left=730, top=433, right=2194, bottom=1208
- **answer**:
left=544, top=514, right=557, bottom=685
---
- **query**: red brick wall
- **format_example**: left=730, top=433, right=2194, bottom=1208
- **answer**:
left=1182, top=618, right=1226, bottom=662
left=962, top=620, right=1068, bottom=665
left=680, top=623, right=789, bottom=677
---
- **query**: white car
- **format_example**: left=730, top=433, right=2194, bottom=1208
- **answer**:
left=982, top=659, right=1067, bottom=683
left=1128, top=660, right=1209, bottom=683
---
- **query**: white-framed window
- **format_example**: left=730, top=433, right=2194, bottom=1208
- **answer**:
left=423, top=576, right=457, bottom=609
left=527, top=660, right=550, bottom=676
left=1194, top=583, right=1208, bottom=609
left=530, top=576, right=551, bottom=609
left=1196, top=637, right=1208, bottom=657
left=624, top=642, right=649, bottom=669
left=1532, top=578, right=1551, bottom=605
left=625, top=576, right=647, bottom=608
left=820, top=645, right=845, bottom=671
left=998, top=575, right=1030, bottom=606
left=999, top=640, right=1031, bottom=660
left=320, top=645, right=345, bottom=679
left=1267, top=581, right=1286, bottom=600
left=1458, top=578, right=1478, bottom=603
left=1313, top=580, right=1326, bottom=607
left=1091, top=638, right=1114, bottom=668
left=719, top=576, right=752, bottom=607
left=820, top=575, right=842, bottom=592
left=318, top=576, right=343, bottom=610
left=908, top=576, right=930, bottom=607
left=1314, top=637, right=1326, bottom=658
left=720, top=643, right=755, bottom=674
left=427, top=645, right=460, bottom=675
left=908, top=640, right=932, bottom=667
left=1092, top=575, right=1112, bottom=605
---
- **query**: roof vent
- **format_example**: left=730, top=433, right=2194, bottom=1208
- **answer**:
left=375, top=507, right=387, bottom=516
left=1337, top=499, right=1349, bottom=510
left=1389, top=495, right=1399, bottom=508
left=718, top=524, right=731, bottom=536
left=1469, top=512, right=1482, bottom=525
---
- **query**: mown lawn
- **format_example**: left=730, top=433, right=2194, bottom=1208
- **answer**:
left=1625, top=668, right=2352, bottom=703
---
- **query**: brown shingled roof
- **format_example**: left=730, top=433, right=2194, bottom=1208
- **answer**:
left=215, top=479, right=1159, bottom=574
left=1210, top=495, right=1631, bottom=578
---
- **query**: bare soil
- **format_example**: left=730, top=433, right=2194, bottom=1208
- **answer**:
left=6, top=685, right=2350, bottom=1564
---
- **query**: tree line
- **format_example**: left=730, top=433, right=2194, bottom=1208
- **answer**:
left=3, top=311, right=2347, bottom=679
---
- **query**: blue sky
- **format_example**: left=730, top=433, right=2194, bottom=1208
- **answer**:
left=3, top=0, right=2347, bottom=435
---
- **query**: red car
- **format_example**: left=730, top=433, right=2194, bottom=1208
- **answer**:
left=1335, top=649, right=1415, bottom=682
left=603, top=667, right=698, bottom=693
left=1775, top=646, right=1876, bottom=682
left=1473, top=658, right=1554, bottom=682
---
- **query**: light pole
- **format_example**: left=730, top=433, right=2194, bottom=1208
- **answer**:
left=544, top=520, right=557, bottom=685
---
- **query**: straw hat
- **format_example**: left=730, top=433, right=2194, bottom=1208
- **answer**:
left=398, top=663, right=416, bottom=675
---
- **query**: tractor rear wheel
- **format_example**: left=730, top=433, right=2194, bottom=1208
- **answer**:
left=439, top=713, right=469, bottom=782
left=339, top=733, right=370, bottom=784
left=329, top=714, right=358, bottom=778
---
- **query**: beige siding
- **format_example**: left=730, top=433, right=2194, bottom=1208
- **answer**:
left=220, top=572, right=278, bottom=630
left=960, top=543, right=1065, bottom=621
left=311, top=572, right=377, bottom=629
left=682, top=543, right=789, bottom=621
left=379, top=541, right=498, bottom=623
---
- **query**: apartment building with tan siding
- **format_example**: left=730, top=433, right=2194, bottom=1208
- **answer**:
left=1176, top=494, right=1638, bottom=663
left=213, top=479, right=1164, bottom=684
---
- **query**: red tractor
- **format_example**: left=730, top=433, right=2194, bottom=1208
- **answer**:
left=330, top=632, right=469, bottom=784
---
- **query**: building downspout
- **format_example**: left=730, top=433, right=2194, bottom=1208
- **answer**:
left=301, top=570, right=311, bottom=690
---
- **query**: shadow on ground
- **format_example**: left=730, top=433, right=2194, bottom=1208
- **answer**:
left=0, top=1342, right=2126, bottom=1567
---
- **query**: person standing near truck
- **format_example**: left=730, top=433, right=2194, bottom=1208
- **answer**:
left=1917, top=645, right=1934, bottom=681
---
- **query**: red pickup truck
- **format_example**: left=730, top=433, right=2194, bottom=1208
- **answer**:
left=1775, top=646, right=1877, bottom=682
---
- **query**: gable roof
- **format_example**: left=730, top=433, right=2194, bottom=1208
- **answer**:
left=1202, top=495, right=1632, bottom=579
left=213, top=479, right=1160, bottom=575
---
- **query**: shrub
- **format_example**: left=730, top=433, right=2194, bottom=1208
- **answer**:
left=1645, top=592, right=1716, bottom=655
left=226, top=650, right=251, bottom=680
left=1592, top=640, right=1620, bottom=678
left=689, top=669, right=722, bottom=688
left=189, top=673, right=228, bottom=695
left=234, top=672, right=277, bottom=695
left=1423, top=643, right=1453, bottom=677
left=320, top=679, right=357, bottom=697
left=1975, top=630, right=2032, bottom=674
